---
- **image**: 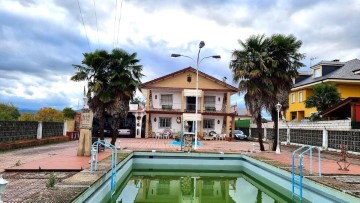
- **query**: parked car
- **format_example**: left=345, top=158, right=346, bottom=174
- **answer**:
left=96, top=126, right=113, bottom=137
left=234, top=130, right=247, bottom=140
left=118, top=129, right=131, bottom=136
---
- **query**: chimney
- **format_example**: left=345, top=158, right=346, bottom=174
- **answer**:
left=222, top=77, right=227, bottom=83
left=332, top=59, right=340, bottom=62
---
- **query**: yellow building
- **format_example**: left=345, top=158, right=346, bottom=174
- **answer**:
left=141, top=66, right=238, bottom=138
left=286, top=59, right=360, bottom=121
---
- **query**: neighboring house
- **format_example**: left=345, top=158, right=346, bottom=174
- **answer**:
left=320, top=97, right=360, bottom=129
left=141, top=66, right=238, bottom=138
left=286, top=59, right=360, bottom=121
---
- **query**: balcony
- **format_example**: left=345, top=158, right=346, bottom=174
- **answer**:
left=148, top=102, right=182, bottom=112
left=203, top=104, right=227, bottom=113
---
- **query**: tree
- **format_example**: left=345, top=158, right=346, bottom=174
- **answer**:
left=130, top=96, right=145, bottom=105
left=35, top=107, right=64, bottom=122
left=18, top=112, right=35, bottom=121
left=0, top=103, right=20, bottom=121
left=230, top=34, right=273, bottom=151
left=72, top=50, right=114, bottom=141
left=230, top=34, right=305, bottom=151
left=71, top=48, right=143, bottom=145
left=266, top=34, right=305, bottom=151
left=103, top=49, right=143, bottom=145
left=305, top=83, right=341, bottom=113
left=63, top=107, right=77, bottom=119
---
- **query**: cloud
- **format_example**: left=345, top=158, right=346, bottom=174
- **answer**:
left=0, top=0, right=359, bottom=113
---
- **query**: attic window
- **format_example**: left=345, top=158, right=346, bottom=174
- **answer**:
left=314, top=68, right=321, bottom=78
left=187, top=74, right=192, bottom=83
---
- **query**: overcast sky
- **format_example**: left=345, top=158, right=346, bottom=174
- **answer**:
left=1, top=0, right=360, bottom=111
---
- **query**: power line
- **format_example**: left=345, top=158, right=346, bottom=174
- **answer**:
left=92, top=0, right=100, bottom=49
left=113, top=0, right=118, bottom=49
left=76, top=0, right=91, bottom=52
left=115, top=0, right=124, bottom=47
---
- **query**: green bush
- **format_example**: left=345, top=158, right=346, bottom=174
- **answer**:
left=46, top=172, right=57, bottom=188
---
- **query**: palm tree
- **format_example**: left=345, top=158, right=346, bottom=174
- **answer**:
left=105, top=49, right=143, bottom=145
left=305, top=83, right=341, bottom=113
left=71, top=49, right=143, bottom=145
left=71, top=50, right=112, bottom=141
left=230, top=34, right=305, bottom=151
left=230, top=34, right=273, bottom=151
left=266, top=34, right=305, bottom=151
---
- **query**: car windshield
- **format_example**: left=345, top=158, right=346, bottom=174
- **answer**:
left=234, top=130, right=243, bottom=134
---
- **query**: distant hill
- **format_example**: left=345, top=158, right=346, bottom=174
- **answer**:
left=19, top=109, right=38, bottom=114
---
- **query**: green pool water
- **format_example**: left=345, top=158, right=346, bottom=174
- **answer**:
left=112, top=170, right=295, bottom=203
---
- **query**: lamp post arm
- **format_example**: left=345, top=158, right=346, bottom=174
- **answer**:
left=177, top=55, right=196, bottom=64
left=199, top=55, right=217, bottom=65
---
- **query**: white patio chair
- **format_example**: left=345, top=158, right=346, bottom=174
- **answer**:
left=155, top=132, right=163, bottom=139
left=217, top=134, right=225, bottom=141
left=163, top=132, right=170, bottom=139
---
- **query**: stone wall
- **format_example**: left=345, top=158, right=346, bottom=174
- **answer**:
left=0, top=121, right=64, bottom=144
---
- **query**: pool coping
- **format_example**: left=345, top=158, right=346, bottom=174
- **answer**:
left=72, top=151, right=360, bottom=203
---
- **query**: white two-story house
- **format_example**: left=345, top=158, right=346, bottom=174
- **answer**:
left=141, top=67, right=238, bottom=138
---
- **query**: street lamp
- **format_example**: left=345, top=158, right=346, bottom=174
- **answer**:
left=275, top=102, right=282, bottom=154
left=172, top=41, right=220, bottom=149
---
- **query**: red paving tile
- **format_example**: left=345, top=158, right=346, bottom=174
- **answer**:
left=1, top=138, right=359, bottom=175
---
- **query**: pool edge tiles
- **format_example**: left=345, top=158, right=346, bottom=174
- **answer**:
left=75, top=152, right=360, bottom=203
left=71, top=152, right=135, bottom=203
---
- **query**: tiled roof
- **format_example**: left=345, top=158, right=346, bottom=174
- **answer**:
left=141, top=66, right=238, bottom=91
left=294, top=59, right=360, bottom=88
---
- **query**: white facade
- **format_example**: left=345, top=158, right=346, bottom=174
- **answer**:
left=151, top=114, right=182, bottom=133
left=152, top=90, right=182, bottom=110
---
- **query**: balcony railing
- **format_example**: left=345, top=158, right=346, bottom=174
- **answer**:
left=149, top=103, right=182, bottom=112
left=147, top=103, right=228, bottom=113
left=203, top=104, right=227, bottom=113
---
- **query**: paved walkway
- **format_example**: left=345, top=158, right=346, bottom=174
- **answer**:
left=1, top=138, right=359, bottom=175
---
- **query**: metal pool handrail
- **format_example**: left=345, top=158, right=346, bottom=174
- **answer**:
left=291, top=145, right=322, bottom=201
left=90, top=140, right=117, bottom=196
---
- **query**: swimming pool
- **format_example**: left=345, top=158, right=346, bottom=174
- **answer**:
left=73, top=152, right=359, bottom=203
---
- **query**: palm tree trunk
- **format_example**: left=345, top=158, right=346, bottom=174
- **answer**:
left=111, top=117, right=120, bottom=145
left=256, top=112, right=265, bottom=151
left=99, top=116, right=105, bottom=141
left=270, top=108, right=278, bottom=151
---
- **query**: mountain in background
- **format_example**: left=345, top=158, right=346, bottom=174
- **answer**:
left=19, top=109, right=38, bottom=114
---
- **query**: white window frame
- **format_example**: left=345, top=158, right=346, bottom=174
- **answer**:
left=204, top=96, right=216, bottom=107
left=160, top=94, right=173, bottom=105
left=298, top=91, right=303, bottom=102
left=291, top=93, right=295, bottom=103
left=203, top=119, right=215, bottom=129
left=159, top=117, right=172, bottom=128
left=313, top=68, right=321, bottom=78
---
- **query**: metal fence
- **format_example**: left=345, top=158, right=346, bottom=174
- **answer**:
left=42, top=122, right=64, bottom=138
left=0, top=121, right=64, bottom=143
left=0, top=121, right=38, bottom=143
left=328, top=130, right=360, bottom=152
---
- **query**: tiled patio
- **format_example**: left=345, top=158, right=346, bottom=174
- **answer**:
left=1, top=138, right=359, bottom=175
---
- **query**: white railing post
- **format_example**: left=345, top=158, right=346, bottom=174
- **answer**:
left=63, top=120, right=67, bottom=136
left=263, top=127, right=267, bottom=141
left=37, top=121, right=43, bottom=139
left=322, top=127, right=328, bottom=150
left=287, top=127, right=291, bottom=145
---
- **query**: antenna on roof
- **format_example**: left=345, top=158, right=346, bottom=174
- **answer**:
left=310, top=57, right=317, bottom=68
